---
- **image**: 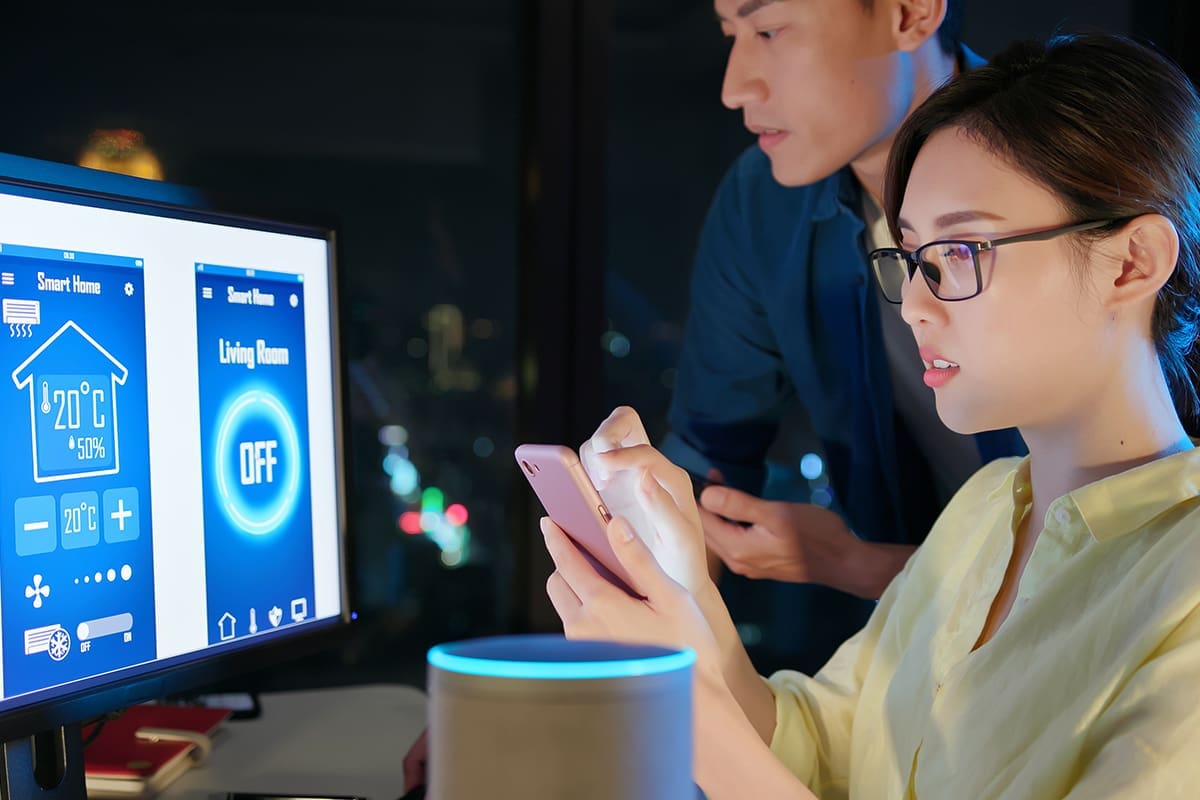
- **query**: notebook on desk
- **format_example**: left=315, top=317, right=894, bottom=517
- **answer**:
left=84, top=704, right=232, bottom=798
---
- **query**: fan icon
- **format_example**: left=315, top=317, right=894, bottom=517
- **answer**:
left=25, top=574, right=50, bottom=608
left=48, top=628, right=71, bottom=661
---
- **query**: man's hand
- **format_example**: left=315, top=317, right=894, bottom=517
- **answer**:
left=699, top=486, right=914, bottom=599
left=402, top=728, right=428, bottom=792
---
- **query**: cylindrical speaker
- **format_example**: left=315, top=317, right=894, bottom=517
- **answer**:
left=427, top=634, right=694, bottom=799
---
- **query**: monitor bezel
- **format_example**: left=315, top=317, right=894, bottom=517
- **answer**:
left=0, top=153, right=354, bottom=742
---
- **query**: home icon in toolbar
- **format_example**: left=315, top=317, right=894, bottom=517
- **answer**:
left=218, top=612, right=237, bottom=641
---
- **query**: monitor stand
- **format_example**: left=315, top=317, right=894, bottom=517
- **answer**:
left=0, top=724, right=86, bottom=799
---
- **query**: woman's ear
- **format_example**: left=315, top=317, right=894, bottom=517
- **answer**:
left=1102, top=214, right=1179, bottom=308
left=892, top=0, right=947, bottom=53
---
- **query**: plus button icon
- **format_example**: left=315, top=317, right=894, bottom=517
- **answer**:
left=110, top=499, right=133, bottom=531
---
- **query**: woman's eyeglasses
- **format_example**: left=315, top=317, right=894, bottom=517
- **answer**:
left=869, top=218, right=1125, bottom=304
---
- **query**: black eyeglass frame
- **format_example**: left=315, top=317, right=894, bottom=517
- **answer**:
left=869, top=218, right=1128, bottom=304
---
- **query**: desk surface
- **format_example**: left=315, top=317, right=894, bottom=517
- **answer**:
left=162, top=683, right=427, bottom=800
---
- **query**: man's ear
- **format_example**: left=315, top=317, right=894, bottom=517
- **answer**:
left=1103, top=214, right=1179, bottom=307
left=892, top=0, right=947, bottom=53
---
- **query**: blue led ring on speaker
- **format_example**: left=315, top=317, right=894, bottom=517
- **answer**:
left=428, top=634, right=696, bottom=680
left=213, top=388, right=302, bottom=536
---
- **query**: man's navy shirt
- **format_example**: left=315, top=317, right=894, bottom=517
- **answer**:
left=663, top=145, right=1026, bottom=553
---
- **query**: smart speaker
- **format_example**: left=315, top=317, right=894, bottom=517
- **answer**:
left=427, top=635, right=694, bottom=799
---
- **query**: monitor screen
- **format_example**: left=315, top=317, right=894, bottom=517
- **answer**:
left=0, top=159, right=348, bottom=739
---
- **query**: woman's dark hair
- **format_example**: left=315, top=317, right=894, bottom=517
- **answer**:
left=884, top=34, right=1200, bottom=436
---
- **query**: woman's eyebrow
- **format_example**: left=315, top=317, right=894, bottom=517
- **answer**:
left=933, top=210, right=1008, bottom=228
left=896, top=209, right=1008, bottom=235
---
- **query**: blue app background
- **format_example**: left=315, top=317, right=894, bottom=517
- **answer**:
left=0, top=249, right=156, bottom=696
left=195, top=267, right=314, bottom=644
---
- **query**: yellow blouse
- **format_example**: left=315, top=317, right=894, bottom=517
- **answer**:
left=768, top=448, right=1200, bottom=799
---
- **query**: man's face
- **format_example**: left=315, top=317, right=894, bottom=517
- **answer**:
left=715, top=0, right=917, bottom=186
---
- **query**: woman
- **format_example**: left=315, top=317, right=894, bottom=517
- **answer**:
left=543, top=34, right=1200, bottom=799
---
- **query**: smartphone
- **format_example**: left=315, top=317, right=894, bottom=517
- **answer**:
left=515, top=444, right=640, bottom=596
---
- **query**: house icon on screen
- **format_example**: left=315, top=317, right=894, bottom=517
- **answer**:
left=218, top=612, right=237, bottom=641
left=11, top=320, right=128, bottom=483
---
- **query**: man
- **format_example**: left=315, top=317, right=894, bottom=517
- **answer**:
left=660, top=0, right=1024, bottom=673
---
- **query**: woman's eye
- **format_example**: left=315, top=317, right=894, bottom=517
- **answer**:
left=756, top=27, right=782, bottom=41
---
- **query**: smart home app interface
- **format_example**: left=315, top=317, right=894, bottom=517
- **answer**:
left=0, top=246, right=155, bottom=695
left=0, top=190, right=341, bottom=704
left=195, top=265, right=314, bottom=645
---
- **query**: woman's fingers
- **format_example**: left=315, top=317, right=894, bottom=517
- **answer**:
left=591, top=406, right=650, bottom=452
left=546, top=571, right=583, bottom=627
left=632, top=470, right=710, bottom=592
left=595, top=445, right=694, bottom=507
left=637, top=468, right=700, bottom=545
left=578, top=438, right=607, bottom=487
left=581, top=406, right=650, bottom=485
left=594, top=443, right=671, bottom=471
left=540, top=517, right=608, bottom=601
left=605, top=515, right=676, bottom=600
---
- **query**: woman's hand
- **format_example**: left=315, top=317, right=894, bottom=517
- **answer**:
left=578, top=406, right=711, bottom=595
left=543, top=511, right=818, bottom=800
left=542, top=511, right=721, bottom=679
left=578, top=405, right=652, bottom=485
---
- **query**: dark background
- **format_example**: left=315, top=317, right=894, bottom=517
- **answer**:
left=0, top=0, right=1192, bottom=687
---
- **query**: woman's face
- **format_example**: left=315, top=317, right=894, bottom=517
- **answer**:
left=897, top=126, right=1116, bottom=435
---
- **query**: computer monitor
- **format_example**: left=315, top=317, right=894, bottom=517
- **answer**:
left=0, top=154, right=351, bottom=796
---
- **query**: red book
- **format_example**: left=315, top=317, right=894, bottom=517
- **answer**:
left=84, top=704, right=232, bottom=798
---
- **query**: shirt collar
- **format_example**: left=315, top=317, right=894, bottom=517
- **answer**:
left=985, top=445, right=1200, bottom=542
left=1071, top=445, right=1200, bottom=541
left=811, top=167, right=860, bottom=224
left=987, top=456, right=1029, bottom=506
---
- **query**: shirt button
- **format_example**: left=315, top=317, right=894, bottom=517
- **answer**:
left=1054, top=508, right=1070, bottom=525
left=855, top=275, right=865, bottom=286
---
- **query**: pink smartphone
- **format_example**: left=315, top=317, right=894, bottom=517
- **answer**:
left=515, top=443, right=639, bottom=596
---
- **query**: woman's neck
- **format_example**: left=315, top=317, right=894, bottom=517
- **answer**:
left=1019, top=354, right=1193, bottom=523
